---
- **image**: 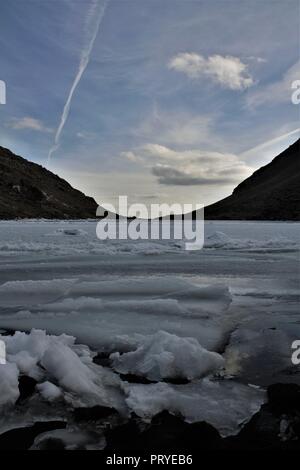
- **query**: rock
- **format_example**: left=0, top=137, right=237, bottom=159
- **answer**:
left=163, top=377, right=190, bottom=385
left=73, top=406, right=117, bottom=422
left=105, top=418, right=143, bottom=450
left=141, top=411, right=221, bottom=450
left=0, top=421, right=66, bottom=450
left=118, top=373, right=189, bottom=385
left=0, top=146, right=98, bottom=219
left=105, top=384, right=300, bottom=452
left=267, top=383, right=300, bottom=414
left=224, top=384, right=300, bottom=450
left=34, top=437, right=66, bottom=450
left=92, top=352, right=112, bottom=368
left=17, top=375, right=38, bottom=402
left=105, top=411, right=221, bottom=451
left=224, top=405, right=281, bottom=450
left=0, top=328, right=15, bottom=336
left=202, top=139, right=300, bottom=221
left=119, top=373, right=155, bottom=384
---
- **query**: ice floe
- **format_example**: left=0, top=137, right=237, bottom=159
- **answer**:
left=110, top=330, right=224, bottom=381
left=0, top=363, right=19, bottom=406
left=0, top=330, right=124, bottom=410
left=0, top=329, right=266, bottom=437
left=122, top=378, right=265, bottom=437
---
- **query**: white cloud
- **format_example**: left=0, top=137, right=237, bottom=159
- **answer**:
left=7, top=117, right=53, bottom=133
left=123, top=143, right=253, bottom=186
left=133, top=107, right=215, bottom=147
left=168, top=53, right=254, bottom=90
left=142, top=144, right=181, bottom=160
left=246, top=60, right=300, bottom=108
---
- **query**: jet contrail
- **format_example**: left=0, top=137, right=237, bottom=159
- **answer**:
left=241, top=128, right=300, bottom=157
left=47, top=0, right=109, bottom=165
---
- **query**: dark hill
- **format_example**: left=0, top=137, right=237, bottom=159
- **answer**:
left=0, top=146, right=98, bottom=219
left=204, top=138, right=300, bottom=220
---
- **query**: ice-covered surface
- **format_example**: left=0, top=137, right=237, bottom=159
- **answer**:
left=0, top=277, right=232, bottom=351
left=123, top=379, right=265, bottom=437
left=0, top=219, right=299, bottom=257
left=0, top=220, right=299, bottom=438
left=205, top=230, right=299, bottom=252
left=110, top=331, right=224, bottom=381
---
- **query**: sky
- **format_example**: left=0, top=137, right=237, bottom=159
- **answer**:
left=0, top=0, right=299, bottom=212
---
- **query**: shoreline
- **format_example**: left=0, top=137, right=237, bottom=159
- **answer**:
left=1, top=328, right=300, bottom=451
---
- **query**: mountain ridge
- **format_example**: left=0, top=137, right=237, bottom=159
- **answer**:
left=1, top=140, right=299, bottom=220
left=0, top=146, right=98, bottom=219
left=203, top=138, right=300, bottom=221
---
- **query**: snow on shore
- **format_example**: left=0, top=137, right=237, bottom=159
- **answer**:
left=0, top=329, right=265, bottom=437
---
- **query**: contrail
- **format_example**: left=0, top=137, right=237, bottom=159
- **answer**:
left=47, top=0, right=108, bottom=165
left=242, top=128, right=300, bottom=157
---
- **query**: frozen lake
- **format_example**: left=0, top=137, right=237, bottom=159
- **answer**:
left=0, top=220, right=299, bottom=438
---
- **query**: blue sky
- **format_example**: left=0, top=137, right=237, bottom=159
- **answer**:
left=0, top=0, right=299, bottom=209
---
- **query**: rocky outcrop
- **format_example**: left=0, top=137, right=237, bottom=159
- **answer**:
left=204, top=139, right=300, bottom=220
left=0, top=146, right=98, bottom=219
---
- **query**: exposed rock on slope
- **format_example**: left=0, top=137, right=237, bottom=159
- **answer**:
left=204, top=139, right=300, bottom=220
left=0, top=146, right=98, bottom=219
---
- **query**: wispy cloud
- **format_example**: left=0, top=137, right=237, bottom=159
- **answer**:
left=1, top=0, right=296, bottom=208
left=7, top=117, right=53, bottom=133
left=76, top=131, right=96, bottom=140
left=47, top=0, right=109, bottom=164
left=246, top=60, right=300, bottom=108
left=133, top=106, right=216, bottom=147
left=168, top=53, right=254, bottom=90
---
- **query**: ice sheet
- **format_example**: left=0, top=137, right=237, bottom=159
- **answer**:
left=0, top=220, right=298, bottom=434
left=0, top=277, right=232, bottom=351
